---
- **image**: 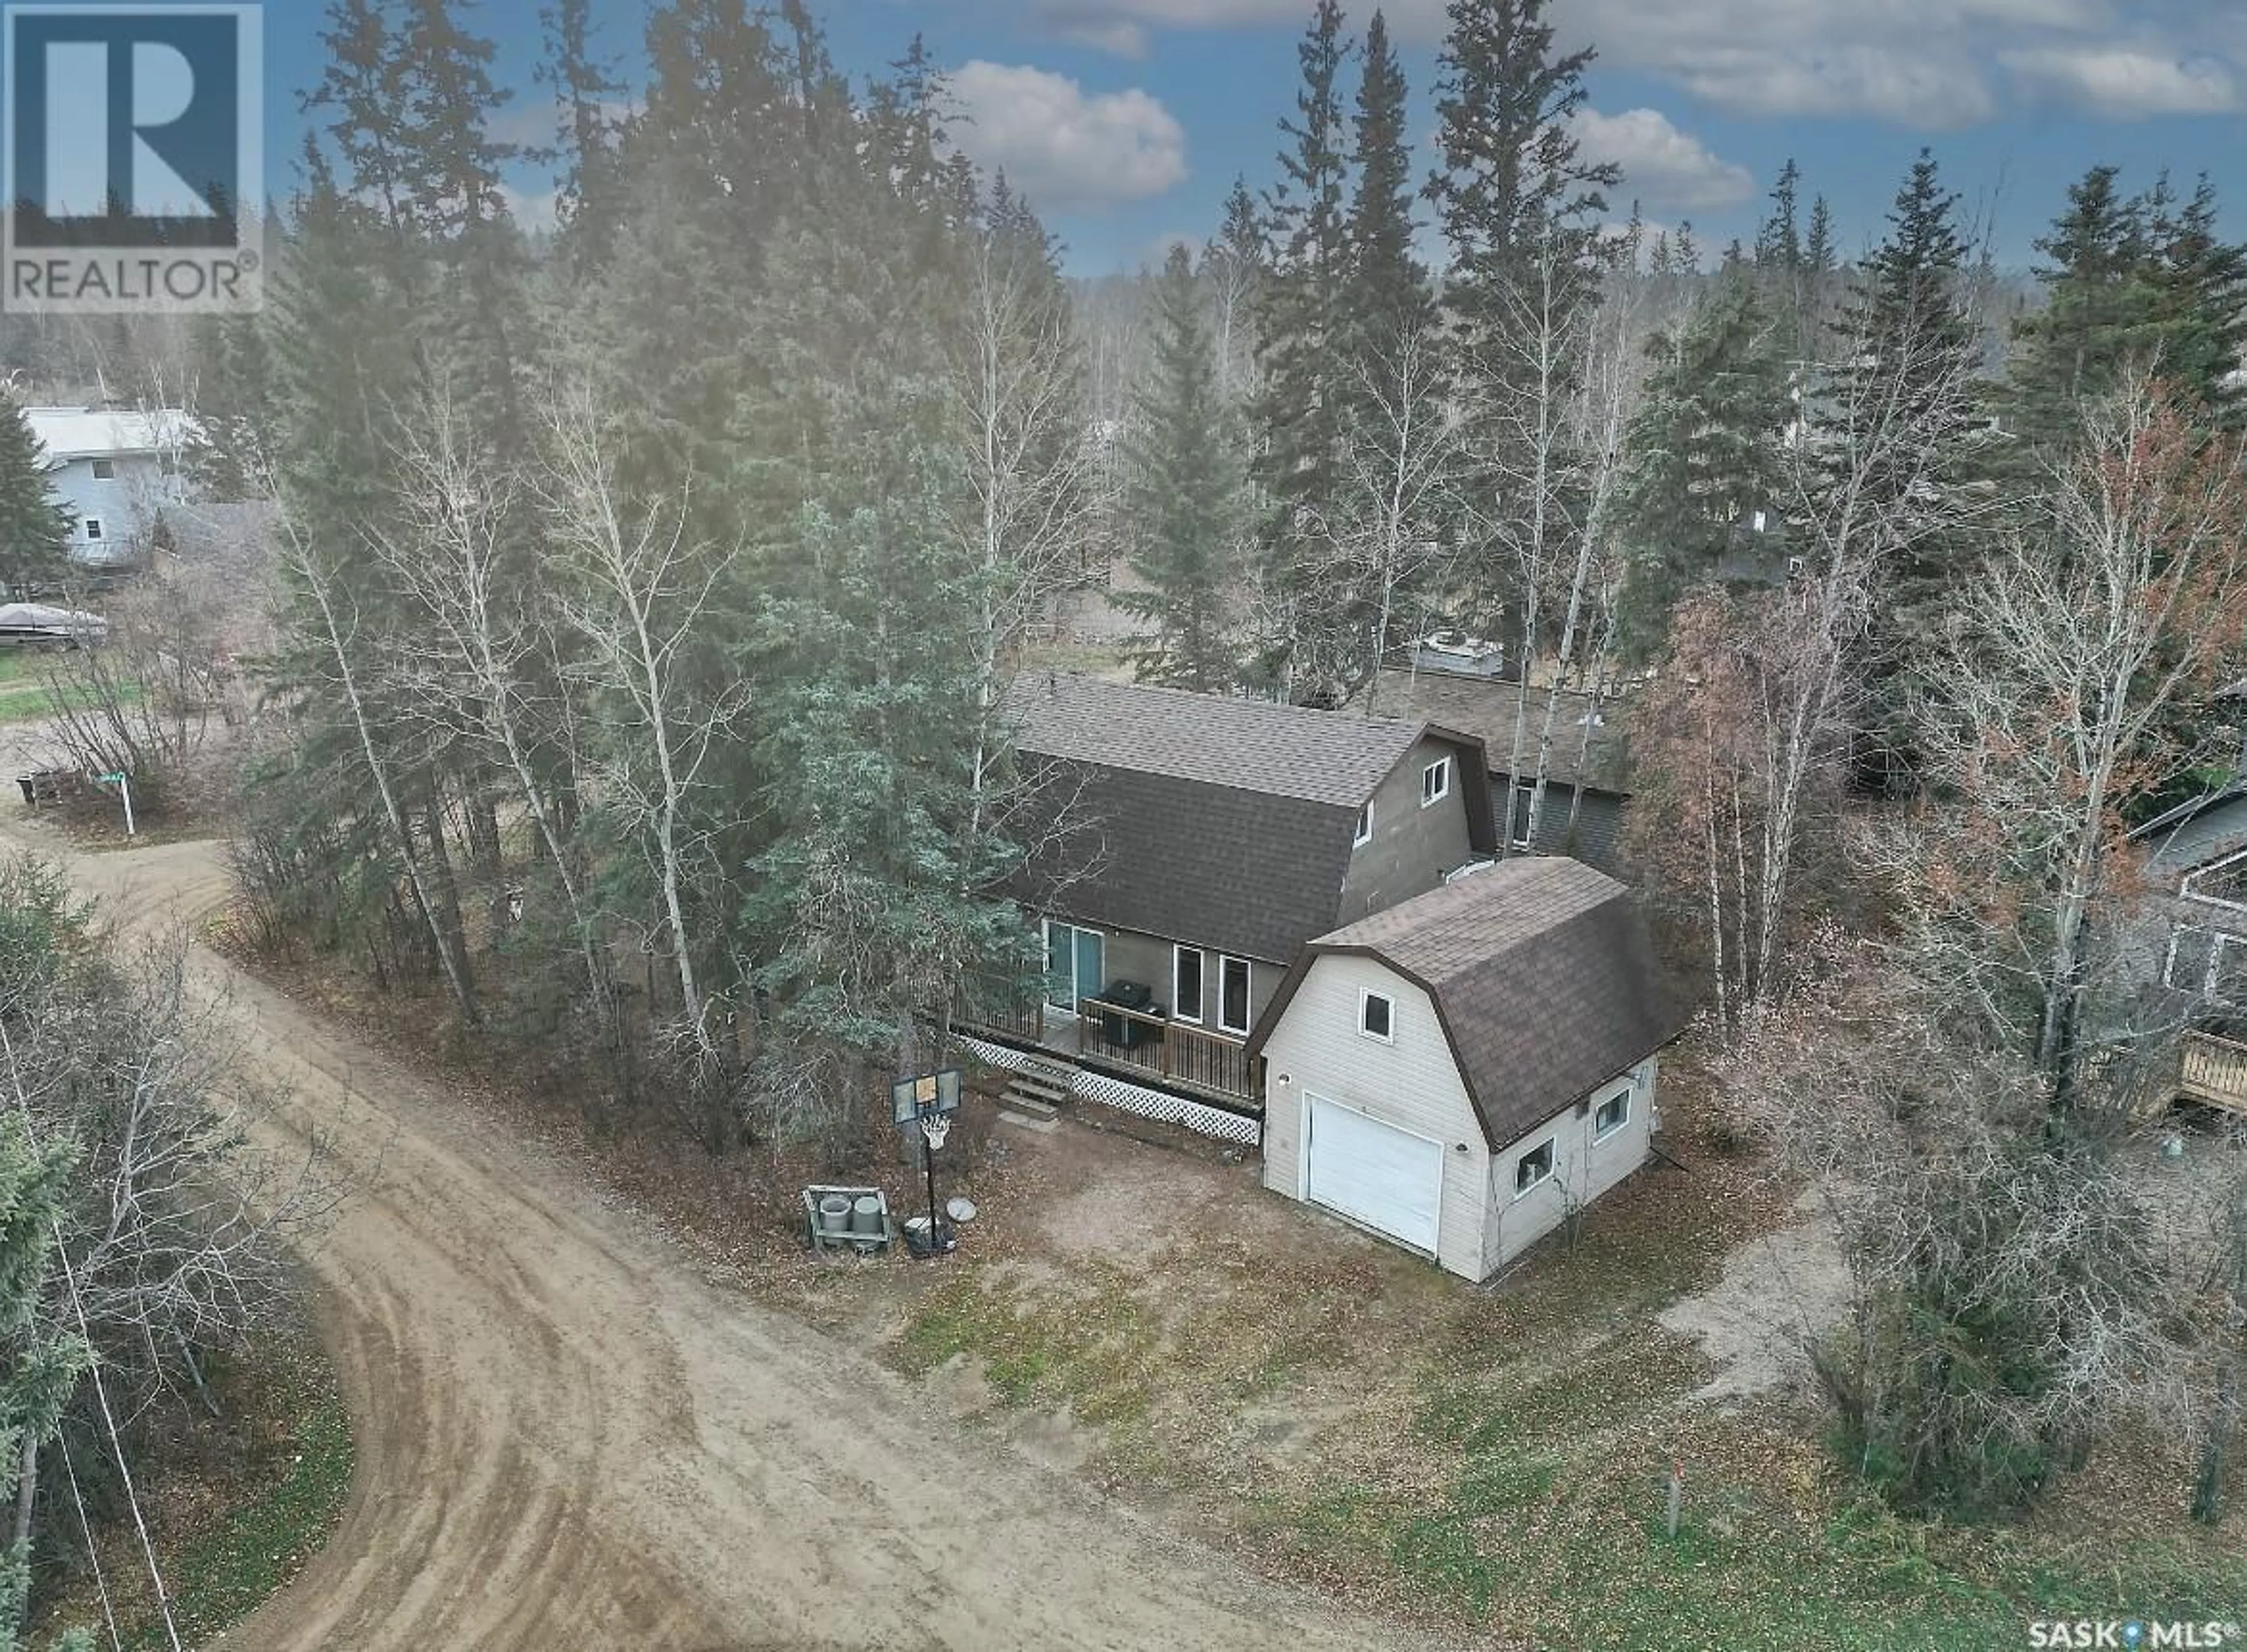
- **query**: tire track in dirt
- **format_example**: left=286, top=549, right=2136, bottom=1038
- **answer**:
left=9, top=826, right=1434, bottom=1652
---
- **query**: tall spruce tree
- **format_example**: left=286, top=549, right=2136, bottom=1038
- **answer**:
left=0, top=399, right=71, bottom=597
left=1252, top=0, right=1355, bottom=700
left=1612, top=274, right=1794, bottom=652
left=1425, top=0, right=1619, bottom=647
left=1118, top=245, right=1244, bottom=692
left=1342, top=10, right=1431, bottom=414
left=1828, top=149, right=1982, bottom=785
left=2145, top=174, right=2247, bottom=424
left=2002, top=165, right=2155, bottom=462
left=1426, top=0, right=1616, bottom=332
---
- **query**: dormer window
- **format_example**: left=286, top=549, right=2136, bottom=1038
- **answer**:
left=1420, top=757, right=1451, bottom=808
left=1359, top=988, right=1394, bottom=1043
left=1353, top=801, right=1373, bottom=846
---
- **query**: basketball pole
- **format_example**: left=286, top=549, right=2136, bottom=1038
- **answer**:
left=922, top=1114, right=941, bottom=1252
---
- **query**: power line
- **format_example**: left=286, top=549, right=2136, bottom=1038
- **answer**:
left=57, top=1431, right=122, bottom=1652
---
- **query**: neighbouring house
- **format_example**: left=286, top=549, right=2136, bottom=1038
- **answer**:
left=26, top=406, right=193, bottom=570
left=2135, top=776, right=2247, bottom=1117
left=1250, top=857, right=1680, bottom=1280
left=960, top=673, right=1496, bottom=1117
left=1366, top=669, right=1633, bottom=873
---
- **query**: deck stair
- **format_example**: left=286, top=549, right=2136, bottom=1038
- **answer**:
left=998, top=1056, right=1074, bottom=1128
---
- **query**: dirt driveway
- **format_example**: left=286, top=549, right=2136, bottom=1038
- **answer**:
left=7, top=823, right=1425, bottom=1652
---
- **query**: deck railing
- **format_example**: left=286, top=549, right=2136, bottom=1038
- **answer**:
left=1077, top=1000, right=1256, bottom=1105
left=957, top=994, right=1044, bottom=1047
left=2179, top=1031, right=2247, bottom=1114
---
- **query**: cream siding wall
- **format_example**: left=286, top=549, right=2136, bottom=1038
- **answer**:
left=1259, top=953, right=1492, bottom=1279
left=1480, top=1056, right=1660, bottom=1275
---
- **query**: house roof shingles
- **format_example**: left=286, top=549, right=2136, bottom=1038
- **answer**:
left=1008, top=672, right=1425, bottom=807
left=1255, top=858, right=1681, bottom=1148
left=1005, top=673, right=1488, bottom=967
left=1365, top=669, right=1631, bottom=796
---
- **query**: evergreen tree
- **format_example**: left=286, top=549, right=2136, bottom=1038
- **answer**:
left=1826, top=149, right=1982, bottom=784
left=0, top=399, right=72, bottom=598
left=1205, top=177, right=1267, bottom=404
left=1251, top=0, right=1353, bottom=699
left=186, top=310, right=277, bottom=499
left=537, top=0, right=629, bottom=281
left=1755, top=159, right=1802, bottom=272
left=1342, top=10, right=1432, bottom=411
left=2002, top=165, right=2155, bottom=459
left=1425, top=0, right=1619, bottom=647
left=1118, top=246, right=1244, bottom=692
left=2145, top=173, right=2247, bottom=423
left=1612, top=274, right=1794, bottom=651
left=1425, top=0, right=1616, bottom=333
left=0, top=1112, right=91, bottom=1652
left=1805, top=194, right=1837, bottom=274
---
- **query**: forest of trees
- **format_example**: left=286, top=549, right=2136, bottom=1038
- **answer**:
left=2, top=0, right=2243, bottom=1548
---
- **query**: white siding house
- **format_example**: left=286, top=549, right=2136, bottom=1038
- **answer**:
left=26, top=407, right=193, bottom=569
left=1250, top=859, right=1677, bottom=1281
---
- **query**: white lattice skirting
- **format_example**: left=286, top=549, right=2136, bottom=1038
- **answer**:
left=960, top=1036, right=1265, bottom=1148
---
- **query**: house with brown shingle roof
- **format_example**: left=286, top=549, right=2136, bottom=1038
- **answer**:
left=1248, top=857, right=1680, bottom=1279
left=1365, top=669, right=1633, bottom=873
left=971, top=674, right=1495, bottom=1109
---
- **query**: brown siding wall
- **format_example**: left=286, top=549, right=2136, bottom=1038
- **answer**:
left=1061, top=922, right=1276, bottom=1032
left=1337, top=735, right=1479, bottom=925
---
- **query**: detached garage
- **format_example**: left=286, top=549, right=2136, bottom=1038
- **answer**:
left=1250, top=858, right=1679, bottom=1282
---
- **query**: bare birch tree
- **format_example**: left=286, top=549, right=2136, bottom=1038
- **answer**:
left=540, top=385, right=744, bottom=1081
left=367, top=390, right=622, bottom=1055
left=272, top=499, right=481, bottom=1024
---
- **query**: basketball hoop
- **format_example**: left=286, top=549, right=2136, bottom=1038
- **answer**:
left=921, top=1113, right=951, bottom=1152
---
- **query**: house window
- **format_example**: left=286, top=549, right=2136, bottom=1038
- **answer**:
left=1593, top=1088, right=1631, bottom=1142
left=1420, top=756, right=1451, bottom=808
left=1353, top=801, right=1373, bottom=847
left=82, top=518, right=103, bottom=542
left=91, top=459, right=115, bottom=480
left=1218, top=955, right=1252, bottom=1036
left=1173, top=945, right=1205, bottom=1025
left=2215, top=935, right=2247, bottom=1006
left=1511, top=781, right=1537, bottom=851
left=1359, top=988, right=1394, bottom=1043
left=1514, top=1138, right=1555, bottom=1196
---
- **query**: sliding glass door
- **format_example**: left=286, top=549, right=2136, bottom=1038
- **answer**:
left=1043, top=921, right=1105, bottom=1014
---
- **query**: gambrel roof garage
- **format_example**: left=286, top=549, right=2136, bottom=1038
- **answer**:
left=1250, top=858, right=1679, bottom=1280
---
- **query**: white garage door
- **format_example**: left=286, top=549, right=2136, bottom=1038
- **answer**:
left=1305, top=1096, right=1443, bottom=1254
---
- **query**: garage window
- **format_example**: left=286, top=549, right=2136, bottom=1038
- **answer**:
left=1358, top=988, right=1394, bottom=1043
left=1514, top=1138, right=1555, bottom=1196
left=1593, top=1088, right=1631, bottom=1142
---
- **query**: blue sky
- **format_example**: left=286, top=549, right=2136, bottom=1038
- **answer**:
left=246, top=0, right=2243, bottom=275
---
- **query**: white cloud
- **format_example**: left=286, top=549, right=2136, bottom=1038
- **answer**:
left=1035, top=8, right=1154, bottom=58
left=949, top=61, right=1188, bottom=212
left=2001, top=44, right=2241, bottom=115
left=1569, top=107, right=1755, bottom=211
left=1022, top=0, right=2245, bottom=128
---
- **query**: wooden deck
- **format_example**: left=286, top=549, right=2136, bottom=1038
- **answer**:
left=956, top=997, right=1259, bottom=1110
left=2178, top=1031, right=2247, bottom=1115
